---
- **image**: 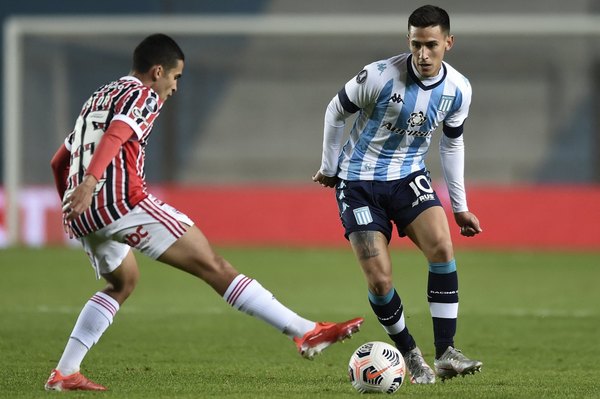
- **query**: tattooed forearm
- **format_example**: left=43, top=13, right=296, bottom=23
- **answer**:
left=350, top=231, right=380, bottom=260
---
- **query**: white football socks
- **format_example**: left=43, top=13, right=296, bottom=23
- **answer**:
left=56, top=292, right=119, bottom=376
left=56, top=276, right=315, bottom=375
left=223, top=274, right=315, bottom=339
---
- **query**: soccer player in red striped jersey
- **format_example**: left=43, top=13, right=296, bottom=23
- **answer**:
left=47, top=33, right=363, bottom=392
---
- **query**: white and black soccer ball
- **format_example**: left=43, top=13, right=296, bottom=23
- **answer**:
left=348, top=341, right=406, bottom=394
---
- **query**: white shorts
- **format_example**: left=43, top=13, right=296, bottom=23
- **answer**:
left=78, top=195, right=194, bottom=278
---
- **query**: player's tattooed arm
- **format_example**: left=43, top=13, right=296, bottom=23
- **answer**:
left=349, top=231, right=380, bottom=260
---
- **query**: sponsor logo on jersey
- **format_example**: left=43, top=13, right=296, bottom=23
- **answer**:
left=381, top=122, right=431, bottom=137
left=407, top=111, right=427, bottom=127
left=356, top=69, right=368, bottom=84
left=389, top=93, right=404, bottom=104
left=377, top=62, right=387, bottom=75
left=353, top=206, right=373, bottom=225
left=438, top=95, right=454, bottom=112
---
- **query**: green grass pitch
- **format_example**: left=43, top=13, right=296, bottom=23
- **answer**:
left=1, top=247, right=599, bottom=398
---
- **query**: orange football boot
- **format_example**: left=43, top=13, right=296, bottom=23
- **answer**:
left=294, top=317, right=364, bottom=359
left=44, top=369, right=107, bottom=391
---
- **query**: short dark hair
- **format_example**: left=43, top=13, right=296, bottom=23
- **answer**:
left=132, top=33, right=185, bottom=73
left=408, top=5, right=450, bottom=34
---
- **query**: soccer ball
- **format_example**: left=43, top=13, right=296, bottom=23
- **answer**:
left=348, top=341, right=406, bottom=394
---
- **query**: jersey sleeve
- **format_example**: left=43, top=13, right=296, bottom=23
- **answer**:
left=338, top=62, right=385, bottom=113
left=111, top=87, right=162, bottom=140
left=319, top=95, right=352, bottom=176
left=64, top=131, right=75, bottom=151
left=440, top=134, right=468, bottom=212
left=444, top=77, right=472, bottom=128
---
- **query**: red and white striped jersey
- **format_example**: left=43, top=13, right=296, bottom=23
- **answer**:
left=63, top=76, right=163, bottom=238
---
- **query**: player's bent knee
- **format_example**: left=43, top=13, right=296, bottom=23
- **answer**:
left=103, top=279, right=137, bottom=304
left=428, top=240, right=454, bottom=262
left=102, top=268, right=139, bottom=302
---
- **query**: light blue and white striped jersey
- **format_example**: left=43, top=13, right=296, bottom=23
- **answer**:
left=336, top=53, right=471, bottom=181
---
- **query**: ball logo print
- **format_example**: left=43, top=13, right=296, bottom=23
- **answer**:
left=365, top=365, right=391, bottom=382
left=348, top=341, right=405, bottom=394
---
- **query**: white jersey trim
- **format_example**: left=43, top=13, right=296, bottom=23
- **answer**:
left=112, top=114, right=144, bottom=140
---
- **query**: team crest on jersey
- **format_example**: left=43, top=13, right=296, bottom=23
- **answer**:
left=145, top=97, right=158, bottom=113
left=356, top=69, right=368, bottom=84
left=438, top=95, right=454, bottom=112
left=407, top=111, right=427, bottom=127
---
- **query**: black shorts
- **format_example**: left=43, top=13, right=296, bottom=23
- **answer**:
left=335, top=169, right=442, bottom=242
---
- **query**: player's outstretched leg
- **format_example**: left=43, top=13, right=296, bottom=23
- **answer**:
left=158, top=228, right=365, bottom=360
left=45, top=369, right=106, bottom=391
left=434, top=346, right=482, bottom=381
left=293, top=317, right=364, bottom=359
left=222, top=274, right=363, bottom=358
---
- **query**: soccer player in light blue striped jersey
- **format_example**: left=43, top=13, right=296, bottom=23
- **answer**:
left=313, top=5, right=483, bottom=384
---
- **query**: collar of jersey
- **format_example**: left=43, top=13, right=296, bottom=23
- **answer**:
left=120, top=75, right=143, bottom=85
left=406, top=55, right=447, bottom=91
